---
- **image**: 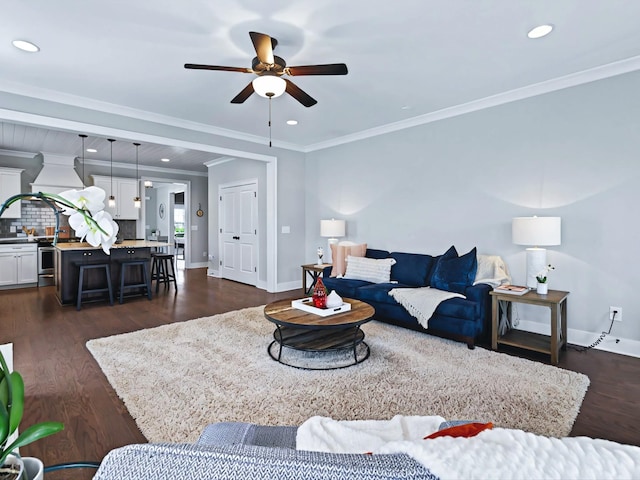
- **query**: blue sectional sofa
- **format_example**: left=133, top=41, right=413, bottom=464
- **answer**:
left=322, top=246, right=492, bottom=348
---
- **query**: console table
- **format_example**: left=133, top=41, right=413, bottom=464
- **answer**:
left=490, top=289, right=569, bottom=365
left=301, top=263, right=331, bottom=295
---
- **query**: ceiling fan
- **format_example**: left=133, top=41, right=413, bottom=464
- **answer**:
left=185, top=31, right=348, bottom=107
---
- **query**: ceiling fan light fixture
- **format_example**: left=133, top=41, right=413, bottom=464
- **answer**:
left=252, top=75, right=286, bottom=98
left=527, top=24, right=554, bottom=39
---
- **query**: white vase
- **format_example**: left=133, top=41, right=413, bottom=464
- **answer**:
left=536, top=282, right=548, bottom=294
left=23, top=457, right=44, bottom=480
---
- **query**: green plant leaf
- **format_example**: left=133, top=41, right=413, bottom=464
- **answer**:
left=0, top=376, right=8, bottom=408
left=0, top=422, right=64, bottom=465
left=7, top=373, right=24, bottom=436
left=0, top=401, right=8, bottom=447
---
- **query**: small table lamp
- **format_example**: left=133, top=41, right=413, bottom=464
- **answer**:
left=512, top=216, right=561, bottom=288
left=320, top=219, right=346, bottom=263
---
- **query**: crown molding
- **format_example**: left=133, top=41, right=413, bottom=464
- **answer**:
left=303, top=55, right=640, bottom=152
left=0, top=81, right=305, bottom=152
left=2, top=54, right=640, bottom=154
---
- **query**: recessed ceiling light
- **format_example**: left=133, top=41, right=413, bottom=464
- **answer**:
left=86, top=148, right=97, bottom=153
left=286, top=120, right=298, bottom=125
left=401, top=105, right=412, bottom=110
left=527, top=24, right=553, bottom=39
left=161, top=158, right=170, bottom=162
left=12, top=40, right=39, bottom=52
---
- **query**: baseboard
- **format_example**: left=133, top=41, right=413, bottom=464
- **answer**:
left=205, top=271, right=299, bottom=294
left=189, top=261, right=208, bottom=269
left=276, top=280, right=301, bottom=293
left=514, top=319, right=640, bottom=359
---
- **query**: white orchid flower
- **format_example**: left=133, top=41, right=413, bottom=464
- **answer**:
left=57, top=186, right=106, bottom=215
left=69, top=210, right=119, bottom=254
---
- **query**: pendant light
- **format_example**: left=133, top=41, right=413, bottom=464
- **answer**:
left=78, top=134, right=87, bottom=187
left=133, top=142, right=141, bottom=208
left=107, top=139, right=116, bottom=208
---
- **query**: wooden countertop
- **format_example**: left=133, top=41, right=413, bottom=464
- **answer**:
left=55, top=240, right=170, bottom=251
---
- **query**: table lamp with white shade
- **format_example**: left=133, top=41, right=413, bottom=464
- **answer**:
left=320, top=219, right=346, bottom=263
left=512, top=216, right=561, bottom=288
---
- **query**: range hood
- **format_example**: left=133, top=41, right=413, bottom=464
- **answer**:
left=31, top=152, right=84, bottom=194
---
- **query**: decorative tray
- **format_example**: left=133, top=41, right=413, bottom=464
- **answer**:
left=291, top=298, right=352, bottom=317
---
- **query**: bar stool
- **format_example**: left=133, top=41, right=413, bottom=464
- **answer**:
left=76, top=263, right=114, bottom=311
left=151, top=253, right=178, bottom=293
left=118, top=259, right=152, bottom=304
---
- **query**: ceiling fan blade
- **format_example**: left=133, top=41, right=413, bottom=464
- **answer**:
left=185, top=63, right=252, bottom=73
left=249, top=31, right=275, bottom=65
left=230, top=82, right=255, bottom=104
left=286, top=64, right=348, bottom=76
left=284, top=79, right=317, bottom=107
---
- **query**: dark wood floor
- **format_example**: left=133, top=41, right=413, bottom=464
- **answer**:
left=1, top=268, right=639, bottom=478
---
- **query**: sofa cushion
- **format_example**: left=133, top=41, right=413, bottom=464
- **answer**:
left=434, top=296, right=477, bottom=321
left=431, top=247, right=478, bottom=295
left=322, top=276, right=372, bottom=298
left=330, top=243, right=367, bottom=277
left=356, top=283, right=412, bottom=305
left=390, top=252, right=434, bottom=287
left=344, top=256, right=396, bottom=284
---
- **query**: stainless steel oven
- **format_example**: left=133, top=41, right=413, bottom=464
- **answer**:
left=37, top=243, right=55, bottom=286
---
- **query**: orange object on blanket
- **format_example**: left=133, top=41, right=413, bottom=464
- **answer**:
left=424, top=422, right=493, bottom=440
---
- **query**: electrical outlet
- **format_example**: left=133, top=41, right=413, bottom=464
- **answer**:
left=610, top=306, right=622, bottom=322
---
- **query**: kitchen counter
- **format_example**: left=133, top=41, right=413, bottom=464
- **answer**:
left=54, top=241, right=170, bottom=305
left=55, top=240, right=169, bottom=251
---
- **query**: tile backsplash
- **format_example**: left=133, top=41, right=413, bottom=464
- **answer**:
left=0, top=200, right=137, bottom=239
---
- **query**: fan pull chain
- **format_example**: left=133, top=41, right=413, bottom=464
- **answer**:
left=268, top=95, right=272, bottom=147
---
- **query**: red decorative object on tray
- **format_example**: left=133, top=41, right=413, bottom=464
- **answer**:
left=312, top=277, right=327, bottom=308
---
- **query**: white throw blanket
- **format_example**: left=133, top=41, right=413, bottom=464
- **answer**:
left=474, top=254, right=511, bottom=287
left=296, top=415, right=445, bottom=453
left=297, top=416, right=640, bottom=480
left=388, top=287, right=464, bottom=329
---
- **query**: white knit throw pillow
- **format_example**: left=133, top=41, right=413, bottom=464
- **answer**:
left=344, top=256, right=396, bottom=283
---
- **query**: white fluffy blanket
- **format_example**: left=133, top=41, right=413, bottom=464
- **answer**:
left=297, top=416, right=640, bottom=480
left=296, top=415, right=445, bottom=453
left=388, top=287, right=464, bottom=329
left=474, top=254, right=511, bottom=287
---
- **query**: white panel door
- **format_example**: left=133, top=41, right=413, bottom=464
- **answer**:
left=219, top=182, right=258, bottom=286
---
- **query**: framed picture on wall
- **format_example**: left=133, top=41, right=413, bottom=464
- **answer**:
left=159, top=202, right=166, bottom=219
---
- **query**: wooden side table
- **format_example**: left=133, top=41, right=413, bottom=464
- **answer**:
left=490, top=289, right=569, bottom=365
left=301, top=263, right=331, bottom=295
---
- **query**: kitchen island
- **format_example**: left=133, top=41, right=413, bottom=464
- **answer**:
left=55, top=240, right=169, bottom=306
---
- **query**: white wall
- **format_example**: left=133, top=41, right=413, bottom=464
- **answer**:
left=207, top=150, right=306, bottom=291
left=305, top=69, right=640, bottom=349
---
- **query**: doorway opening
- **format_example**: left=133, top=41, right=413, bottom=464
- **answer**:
left=140, top=178, right=189, bottom=276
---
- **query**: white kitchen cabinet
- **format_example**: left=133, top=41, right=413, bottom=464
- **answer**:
left=91, top=175, right=139, bottom=220
left=0, top=168, right=24, bottom=219
left=0, top=244, right=37, bottom=287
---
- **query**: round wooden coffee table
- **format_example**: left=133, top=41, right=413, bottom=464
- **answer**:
left=263, top=298, right=375, bottom=370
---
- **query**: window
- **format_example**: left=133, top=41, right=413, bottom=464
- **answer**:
left=174, top=206, right=185, bottom=236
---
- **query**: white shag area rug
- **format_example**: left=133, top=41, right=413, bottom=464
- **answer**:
left=86, top=306, right=590, bottom=443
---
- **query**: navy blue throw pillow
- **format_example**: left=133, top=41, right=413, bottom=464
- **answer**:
left=431, top=247, right=478, bottom=295
left=390, top=252, right=434, bottom=287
